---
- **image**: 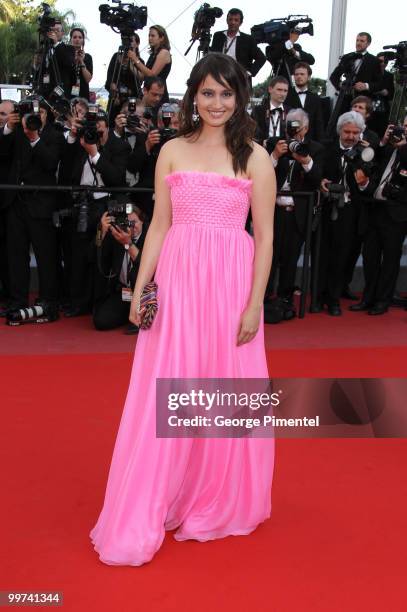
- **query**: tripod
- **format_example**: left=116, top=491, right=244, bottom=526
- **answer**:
left=107, top=35, right=142, bottom=124
left=325, top=65, right=357, bottom=140
left=389, top=73, right=407, bottom=125
left=32, top=32, right=63, bottom=98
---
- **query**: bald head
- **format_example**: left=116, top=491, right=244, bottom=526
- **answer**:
left=0, top=100, right=15, bottom=128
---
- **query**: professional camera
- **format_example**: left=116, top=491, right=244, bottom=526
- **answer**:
left=326, top=183, right=346, bottom=220
left=388, top=125, right=406, bottom=144
left=343, top=143, right=375, bottom=175
left=52, top=207, right=74, bottom=228
left=99, top=1, right=147, bottom=42
left=382, top=152, right=407, bottom=201
left=15, top=98, right=43, bottom=131
left=159, top=103, right=178, bottom=142
left=48, top=85, right=72, bottom=131
left=186, top=3, right=223, bottom=57
left=382, top=41, right=407, bottom=77
left=108, top=200, right=135, bottom=229
left=285, top=119, right=309, bottom=157
left=76, top=105, right=106, bottom=144
left=251, top=15, right=313, bottom=46
left=37, top=2, right=57, bottom=35
left=193, top=3, right=223, bottom=33
left=6, top=302, right=58, bottom=326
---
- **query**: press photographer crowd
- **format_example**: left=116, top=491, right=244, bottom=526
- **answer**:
left=0, top=2, right=406, bottom=331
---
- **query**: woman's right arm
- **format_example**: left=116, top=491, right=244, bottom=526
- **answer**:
left=129, top=140, right=174, bottom=325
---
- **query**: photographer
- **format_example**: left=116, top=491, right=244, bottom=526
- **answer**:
left=105, top=33, right=143, bottom=124
left=316, top=111, right=375, bottom=316
left=0, top=100, right=15, bottom=305
left=0, top=95, right=65, bottom=318
left=265, top=26, right=315, bottom=82
left=69, top=28, right=93, bottom=101
left=252, top=76, right=290, bottom=147
left=286, top=62, right=324, bottom=142
left=351, top=95, right=380, bottom=149
left=59, top=108, right=131, bottom=317
left=329, top=32, right=382, bottom=115
left=210, top=8, right=266, bottom=88
left=265, top=108, right=324, bottom=317
left=33, top=20, right=75, bottom=100
left=370, top=53, right=395, bottom=138
left=350, top=118, right=407, bottom=315
left=93, top=205, right=148, bottom=332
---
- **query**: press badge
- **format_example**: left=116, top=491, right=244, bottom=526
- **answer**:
left=122, top=287, right=133, bottom=302
left=43, top=74, right=50, bottom=84
left=71, top=85, right=80, bottom=97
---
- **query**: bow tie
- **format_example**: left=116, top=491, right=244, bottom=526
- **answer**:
left=270, top=107, right=283, bottom=114
left=297, top=90, right=308, bottom=94
left=354, top=53, right=364, bottom=60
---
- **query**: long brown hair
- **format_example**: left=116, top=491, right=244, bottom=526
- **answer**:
left=178, top=53, right=255, bottom=175
left=149, top=25, right=171, bottom=53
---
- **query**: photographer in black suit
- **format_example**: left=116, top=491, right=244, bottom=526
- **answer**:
left=0, top=96, right=65, bottom=316
left=370, top=53, right=395, bottom=138
left=266, top=108, right=323, bottom=315
left=317, top=111, right=375, bottom=316
left=0, top=100, right=14, bottom=304
left=329, top=32, right=382, bottom=115
left=59, top=109, right=131, bottom=317
left=33, top=21, right=75, bottom=100
left=350, top=118, right=407, bottom=315
left=210, top=8, right=266, bottom=87
left=252, top=76, right=290, bottom=146
left=265, top=27, right=315, bottom=82
left=93, top=205, right=148, bottom=332
left=286, top=62, right=324, bottom=142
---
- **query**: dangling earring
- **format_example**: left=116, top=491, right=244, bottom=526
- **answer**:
left=192, top=101, right=200, bottom=125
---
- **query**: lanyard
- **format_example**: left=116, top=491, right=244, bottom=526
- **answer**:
left=223, top=36, right=237, bottom=54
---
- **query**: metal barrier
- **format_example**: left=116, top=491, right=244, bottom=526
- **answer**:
left=0, top=184, right=319, bottom=319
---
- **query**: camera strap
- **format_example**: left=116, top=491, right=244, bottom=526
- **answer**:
left=223, top=35, right=237, bottom=55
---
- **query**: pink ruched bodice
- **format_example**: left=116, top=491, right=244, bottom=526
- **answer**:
left=165, top=171, right=252, bottom=230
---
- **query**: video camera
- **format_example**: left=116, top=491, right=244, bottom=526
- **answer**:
left=382, top=41, right=407, bottom=78
left=251, top=15, right=313, bottom=46
left=186, top=3, right=223, bottom=56
left=99, top=0, right=147, bottom=45
left=37, top=2, right=57, bottom=36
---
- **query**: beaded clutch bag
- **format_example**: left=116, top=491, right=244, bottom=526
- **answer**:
left=138, top=282, right=158, bottom=330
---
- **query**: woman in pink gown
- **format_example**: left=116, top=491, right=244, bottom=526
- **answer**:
left=90, top=53, right=276, bottom=566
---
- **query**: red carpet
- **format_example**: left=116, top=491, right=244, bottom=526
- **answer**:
left=1, top=313, right=407, bottom=611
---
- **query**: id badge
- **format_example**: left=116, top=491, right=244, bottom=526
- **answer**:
left=122, top=287, right=133, bottom=302
left=43, top=74, right=50, bottom=84
left=119, top=85, right=128, bottom=95
left=71, top=85, right=80, bottom=97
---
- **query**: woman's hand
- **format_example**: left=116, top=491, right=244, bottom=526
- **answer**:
left=129, top=293, right=142, bottom=326
left=237, top=305, right=262, bottom=346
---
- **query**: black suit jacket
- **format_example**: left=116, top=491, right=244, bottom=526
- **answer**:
left=210, top=31, right=266, bottom=77
left=61, top=131, right=131, bottom=190
left=371, top=70, right=395, bottom=113
left=0, top=127, right=12, bottom=210
left=252, top=101, right=291, bottom=144
left=95, top=221, right=148, bottom=302
left=265, top=42, right=315, bottom=81
left=367, top=144, right=407, bottom=223
left=275, top=140, right=324, bottom=233
left=286, top=89, right=325, bottom=142
left=329, top=52, right=381, bottom=95
left=0, top=123, right=64, bottom=218
left=35, top=42, right=76, bottom=99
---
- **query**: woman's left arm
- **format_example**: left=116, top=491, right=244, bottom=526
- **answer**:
left=129, top=49, right=171, bottom=77
left=237, top=144, right=276, bottom=346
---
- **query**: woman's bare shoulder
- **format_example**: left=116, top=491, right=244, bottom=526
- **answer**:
left=247, top=141, right=274, bottom=177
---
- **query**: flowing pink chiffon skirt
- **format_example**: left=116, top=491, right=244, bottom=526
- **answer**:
left=90, top=172, right=274, bottom=565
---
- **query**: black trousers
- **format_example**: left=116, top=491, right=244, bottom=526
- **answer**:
left=318, top=200, right=358, bottom=302
left=362, top=203, right=406, bottom=304
left=0, top=208, right=10, bottom=299
left=7, top=202, right=58, bottom=306
left=267, top=206, right=304, bottom=299
left=93, top=289, right=130, bottom=330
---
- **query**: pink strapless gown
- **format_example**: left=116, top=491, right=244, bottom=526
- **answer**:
left=90, top=171, right=274, bottom=565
